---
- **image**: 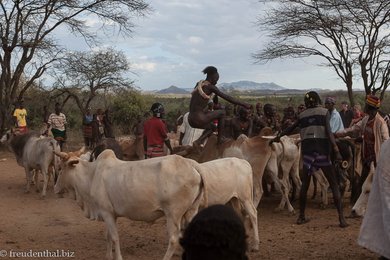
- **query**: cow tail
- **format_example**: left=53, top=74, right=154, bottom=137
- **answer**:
left=193, top=164, right=207, bottom=208
left=181, top=163, right=207, bottom=229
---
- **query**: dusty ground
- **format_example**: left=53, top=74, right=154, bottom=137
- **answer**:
left=0, top=149, right=378, bottom=260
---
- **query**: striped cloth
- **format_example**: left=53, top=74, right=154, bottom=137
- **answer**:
left=146, top=145, right=164, bottom=158
left=303, top=152, right=332, bottom=175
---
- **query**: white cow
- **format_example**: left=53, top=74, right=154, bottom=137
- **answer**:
left=54, top=149, right=204, bottom=260
left=266, top=135, right=301, bottom=213
left=195, top=157, right=259, bottom=251
left=350, top=163, right=375, bottom=217
left=2, top=131, right=60, bottom=197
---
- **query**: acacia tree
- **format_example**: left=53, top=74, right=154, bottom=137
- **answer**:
left=52, top=48, right=135, bottom=115
left=254, top=0, right=390, bottom=104
left=0, top=0, right=149, bottom=134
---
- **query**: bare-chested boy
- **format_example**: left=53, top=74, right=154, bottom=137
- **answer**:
left=188, top=66, right=251, bottom=145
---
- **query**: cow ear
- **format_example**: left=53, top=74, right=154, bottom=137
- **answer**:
left=67, top=159, right=79, bottom=167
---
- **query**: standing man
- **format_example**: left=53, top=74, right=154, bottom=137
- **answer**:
left=336, top=95, right=389, bottom=202
left=46, top=102, right=67, bottom=150
left=273, top=91, right=347, bottom=227
left=143, top=103, right=173, bottom=158
left=324, top=97, right=344, bottom=133
left=188, top=66, right=251, bottom=145
left=13, top=100, right=28, bottom=134
left=179, top=112, right=203, bottom=146
left=82, top=107, right=94, bottom=149
left=339, top=101, right=354, bottom=128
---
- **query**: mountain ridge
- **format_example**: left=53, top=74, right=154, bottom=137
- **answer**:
left=152, top=80, right=288, bottom=94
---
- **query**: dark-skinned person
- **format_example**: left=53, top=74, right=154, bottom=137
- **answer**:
left=271, top=91, right=348, bottom=227
left=13, top=100, right=28, bottom=134
left=188, top=66, right=251, bottom=146
left=180, top=204, right=248, bottom=260
left=263, top=103, right=281, bottom=133
left=143, top=103, right=173, bottom=159
left=231, top=107, right=253, bottom=139
left=335, top=95, right=389, bottom=202
left=45, top=102, right=67, bottom=151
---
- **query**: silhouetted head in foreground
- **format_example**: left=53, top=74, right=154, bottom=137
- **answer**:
left=180, top=204, right=248, bottom=260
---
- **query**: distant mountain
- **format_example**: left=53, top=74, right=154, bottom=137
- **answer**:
left=153, top=81, right=303, bottom=95
left=218, top=81, right=286, bottom=91
left=156, top=85, right=190, bottom=94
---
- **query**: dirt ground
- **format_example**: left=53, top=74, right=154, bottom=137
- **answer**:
left=0, top=149, right=378, bottom=260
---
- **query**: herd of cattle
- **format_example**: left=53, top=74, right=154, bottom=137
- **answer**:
left=0, top=129, right=373, bottom=260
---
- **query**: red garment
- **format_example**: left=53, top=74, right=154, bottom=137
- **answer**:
left=363, top=118, right=376, bottom=165
left=143, top=117, right=168, bottom=146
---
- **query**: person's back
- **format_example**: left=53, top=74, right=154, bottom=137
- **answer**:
left=143, top=103, right=172, bottom=158
left=180, top=204, right=248, bottom=260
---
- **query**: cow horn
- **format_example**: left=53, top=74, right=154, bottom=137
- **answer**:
left=54, top=150, right=69, bottom=160
left=74, top=146, right=87, bottom=157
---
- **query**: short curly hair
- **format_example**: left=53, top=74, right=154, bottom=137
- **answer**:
left=180, top=204, right=248, bottom=260
left=304, top=91, right=322, bottom=108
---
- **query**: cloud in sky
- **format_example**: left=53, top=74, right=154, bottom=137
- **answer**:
left=56, top=0, right=349, bottom=91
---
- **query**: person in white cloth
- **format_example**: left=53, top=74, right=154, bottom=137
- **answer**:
left=179, top=112, right=203, bottom=146
left=358, top=139, right=390, bottom=260
left=188, top=66, right=251, bottom=145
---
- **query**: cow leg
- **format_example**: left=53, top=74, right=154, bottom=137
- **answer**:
left=289, top=160, right=301, bottom=202
left=105, top=229, right=113, bottom=260
left=34, top=170, right=40, bottom=193
left=279, top=161, right=296, bottom=214
left=313, top=170, right=329, bottom=208
left=321, top=166, right=348, bottom=228
left=40, top=170, right=48, bottom=198
left=279, top=178, right=295, bottom=214
left=242, top=200, right=259, bottom=251
left=24, top=168, right=32, bottom=193
left=253, top=175, right=264, bottom=209
left=163, top=214, right=181, bottom=260
left=102, top=214, right=121, bottom=260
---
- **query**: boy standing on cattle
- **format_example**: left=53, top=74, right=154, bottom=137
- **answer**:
left=272, top=91, right=348, bottom=227
left=143, top=103, right=173, bottom=158
left=188, top=66, right=251, bottom=146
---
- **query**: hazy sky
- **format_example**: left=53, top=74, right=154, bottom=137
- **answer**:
left=58, top=0, right=349, bottom=91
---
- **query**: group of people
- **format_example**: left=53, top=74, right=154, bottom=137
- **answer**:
left=8, top=65, right=390, bottom=259
left=12, top=101, right=115, bottom=151
left=12, top=101, right=67, bottom=150
left=141, top=65, right=389, bottom=259
left=82, top=107, right=114, bottom=149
